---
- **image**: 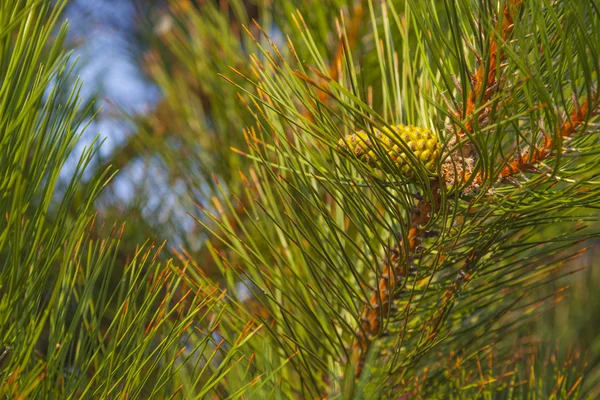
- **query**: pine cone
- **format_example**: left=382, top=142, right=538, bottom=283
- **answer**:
left=338, top=124, right=441, bottom=178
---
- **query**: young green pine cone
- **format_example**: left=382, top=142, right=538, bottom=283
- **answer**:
left=338, top=124, right=442, bottom=178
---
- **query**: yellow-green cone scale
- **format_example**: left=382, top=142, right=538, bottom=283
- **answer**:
left=338, top=124, right=441, bottom=178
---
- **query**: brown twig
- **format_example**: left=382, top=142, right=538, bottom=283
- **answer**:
left=328, top=3, right=364, bottom=95
left=462, top=0, right=522, bottom=137
left=301, top=1, right=365, bottom=124
left=443, top=0, right=523, bottom=194
left=351, top=181, right=441, bottom=376
left=498, top=97, right=598, bottom=183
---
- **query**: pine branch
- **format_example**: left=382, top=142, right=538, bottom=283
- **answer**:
left=352, top=180, right=440, bottom=377
left=444, top=0, right=524, bottom=193
left=350, top=1, right=526, bottom=377
left=347, top=0, right=599, bottom=384
left=200, top=0, right=600, bottom=395
left=498, top=94, right=600, bottom=184
left=462, top=0, right=523, bottom=136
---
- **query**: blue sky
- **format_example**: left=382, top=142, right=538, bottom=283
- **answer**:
left=64, top=1, right=161, bottom=202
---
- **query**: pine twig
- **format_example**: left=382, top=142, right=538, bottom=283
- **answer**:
left=462, top=0, right=522, bottom=136
left=446, top=0, right=523, bottom=193
left=328, top=1, right=365, bottom=97
left=498, top=95, right=600, bottom=183
left=303, top=0, right=365, bottom=123
left=351, top=181, right=441, bottom=377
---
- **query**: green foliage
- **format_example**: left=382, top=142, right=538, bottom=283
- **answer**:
left=2, top=0, right=600, bottom=398
left=0, top=1, right=255, bottom=398
left=190, top=0, right=600, bottom=397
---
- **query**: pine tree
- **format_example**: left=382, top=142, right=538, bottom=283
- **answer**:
left=188, top=0, right=600, bottom=396
left=2, top=0, right=600, bottom=398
